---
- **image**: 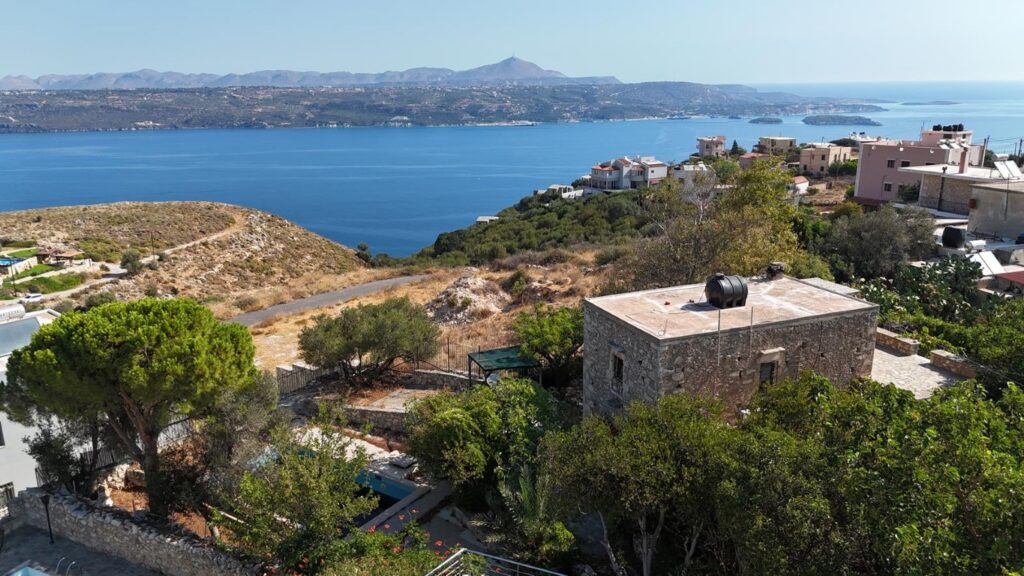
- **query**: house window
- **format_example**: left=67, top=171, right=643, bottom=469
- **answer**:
left=821, top=154, right=826, bottom=161
left=612, top=353, right=624, bottom=384
left=758, top=362, right=776, bottom=388
left=0, top=482, right=13, bottom=518
left=883, top=182, right=893, bottom=192
left=900, top=160, right=911, bottom=167
left=887, top=159, right=896, bottom=168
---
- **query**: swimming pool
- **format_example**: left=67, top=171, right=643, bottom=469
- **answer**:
left=357, top=471, right=416, bottom=500
left=0, top=257, right=23, bottom=266
left=5, top=565, right=50, bottom=576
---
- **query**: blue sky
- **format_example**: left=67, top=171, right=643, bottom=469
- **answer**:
left=3, top=0, right=1020, bottom=83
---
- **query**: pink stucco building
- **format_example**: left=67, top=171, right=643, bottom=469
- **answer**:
left=854, top=124, right=984, bottom=204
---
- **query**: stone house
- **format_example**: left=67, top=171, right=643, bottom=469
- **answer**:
left=582, top=275, right=878, bottom=417
left=899, top=160, right=1023, bottom=215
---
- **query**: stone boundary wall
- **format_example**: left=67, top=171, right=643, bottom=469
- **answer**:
left=7, top=489, right=255, bottom=576
left=876, top=328, right=920, bottom=356
left=930, top=349, right=977, bottom=379
left=345, top=406, right=407, bottom=434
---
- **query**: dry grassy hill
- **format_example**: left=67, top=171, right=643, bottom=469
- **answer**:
left=0, top=202, right=365, bottom=314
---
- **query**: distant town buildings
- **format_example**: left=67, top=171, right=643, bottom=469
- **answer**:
left=900, top=159, right=1023, bottom=214
left=855, top=124, right=984, bottom=205
left=587, top=156, right=668, bottom=191
left=582, top=273, right=878, bottom=417
left=756, top=136, right=796, bottom=156
left=738, top=152, right=769, bottom=170
left=533, top=184, right=583, bottom=200
left=697, top=136, right=728, bottom=158
left=800, top=143, right=853, bottom=177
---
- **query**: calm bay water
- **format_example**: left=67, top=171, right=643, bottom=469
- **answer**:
left=2, top=82, right=1023, bottom=256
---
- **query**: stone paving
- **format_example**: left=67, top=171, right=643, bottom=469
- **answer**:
left=0, top=525, right=159, bottom=576
left=355, top=388, right=437, bottom=411
left=871, top=347, right=961, bottom=399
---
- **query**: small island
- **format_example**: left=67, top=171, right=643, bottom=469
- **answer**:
left=749, top=117, right=782, bottom=124
left=802, top=114, right=881, bottom=126
left=902, top=100, right=959, bottom=106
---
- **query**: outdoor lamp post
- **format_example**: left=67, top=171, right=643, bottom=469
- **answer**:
left=39, top=494, right=54, bottom=544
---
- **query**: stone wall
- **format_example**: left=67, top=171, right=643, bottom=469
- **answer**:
left=7, top=489, right=255, bottom=576
left=344, top=406, right=407, bottom=434
left=875, top=328, right=920, bottom=356
left=584, top=303, right=878, bottom=417
left=930, top=349, right=977, bottom=379
left=919, top=174, right=975, bottom=214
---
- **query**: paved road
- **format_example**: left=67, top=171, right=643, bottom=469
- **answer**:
left=230, top=274, right=431, bottom=326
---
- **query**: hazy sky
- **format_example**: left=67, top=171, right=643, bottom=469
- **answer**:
left=3, top=0, right=1021, bottom=83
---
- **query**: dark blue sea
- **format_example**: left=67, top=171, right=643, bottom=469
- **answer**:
left=2, top=82, right=1023, bottom=256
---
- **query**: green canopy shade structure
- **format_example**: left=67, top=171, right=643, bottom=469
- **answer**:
left=467, top=345, right=542, bottom=384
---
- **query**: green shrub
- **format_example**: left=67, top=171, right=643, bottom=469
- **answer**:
left=234, top=295, right=259, bottom=312
left=79, top=238, right=123, bottom=263
left=594, top=244, right=632, bottom=266
left=23, top=273, right=84, bottom=294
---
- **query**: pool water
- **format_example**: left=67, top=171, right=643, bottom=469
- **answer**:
left=0, top=258, right=23, bottom=266
left=6, top=566, right=50, bottom=576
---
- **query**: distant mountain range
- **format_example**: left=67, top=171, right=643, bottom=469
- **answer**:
left=0, top=57, right=621, bottom=90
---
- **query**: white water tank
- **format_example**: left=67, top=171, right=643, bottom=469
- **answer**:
left=0, top=304, right=26, bottom=323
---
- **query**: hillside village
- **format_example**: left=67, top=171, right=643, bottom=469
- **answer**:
left=2, top=122, right=1024, bottom=576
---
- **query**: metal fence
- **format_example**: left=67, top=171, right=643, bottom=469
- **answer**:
left=72, top=417, right=198, bottom=477
left=425, top=549, right=565, bottom=576
left=414, top=335, right=514, bottom=374
left=276, top=364, right=339, bottom=396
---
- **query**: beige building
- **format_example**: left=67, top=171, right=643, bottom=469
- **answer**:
left=757, top=136, right=796, bottom=156
left=697, top=136, right=727, bottom=158
left=800, top=143, right=852, bottom=177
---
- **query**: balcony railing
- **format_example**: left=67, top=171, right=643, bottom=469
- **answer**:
left=425, top=549, right=566, bottom=576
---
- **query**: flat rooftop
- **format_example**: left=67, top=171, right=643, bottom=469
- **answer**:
left=899, top=163, right=1023, bottom=182
left=586, top=276, right=876, bottom=341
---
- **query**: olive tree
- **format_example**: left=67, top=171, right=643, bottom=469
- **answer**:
left=299, top=296, right=439, bottom=385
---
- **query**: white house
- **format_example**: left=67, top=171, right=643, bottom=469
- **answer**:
left=670, top=162, right=714, bottom=195
left=790, top=176, right=810, bottom=195
left=588, top=156, right=668, bottom=191
left=0, top=304, right=61, bottom=515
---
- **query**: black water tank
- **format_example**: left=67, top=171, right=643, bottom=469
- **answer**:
left=941, top=226, right=967, bottom=248
left=1015, top=233, right=1024, bottom=245
left=705, top=273, right=748, bottom=309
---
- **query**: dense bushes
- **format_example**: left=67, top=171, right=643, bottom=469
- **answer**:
left=540, top=375, right=1024, bottom=576
left=419, top=191, right=645, bottom=265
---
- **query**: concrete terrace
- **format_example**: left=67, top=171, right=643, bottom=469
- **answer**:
left=586, top=276, right=876, bottom=341
left=0, top=526, right=159, bottom=576
left=871, top=347, right=961, bottom=399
